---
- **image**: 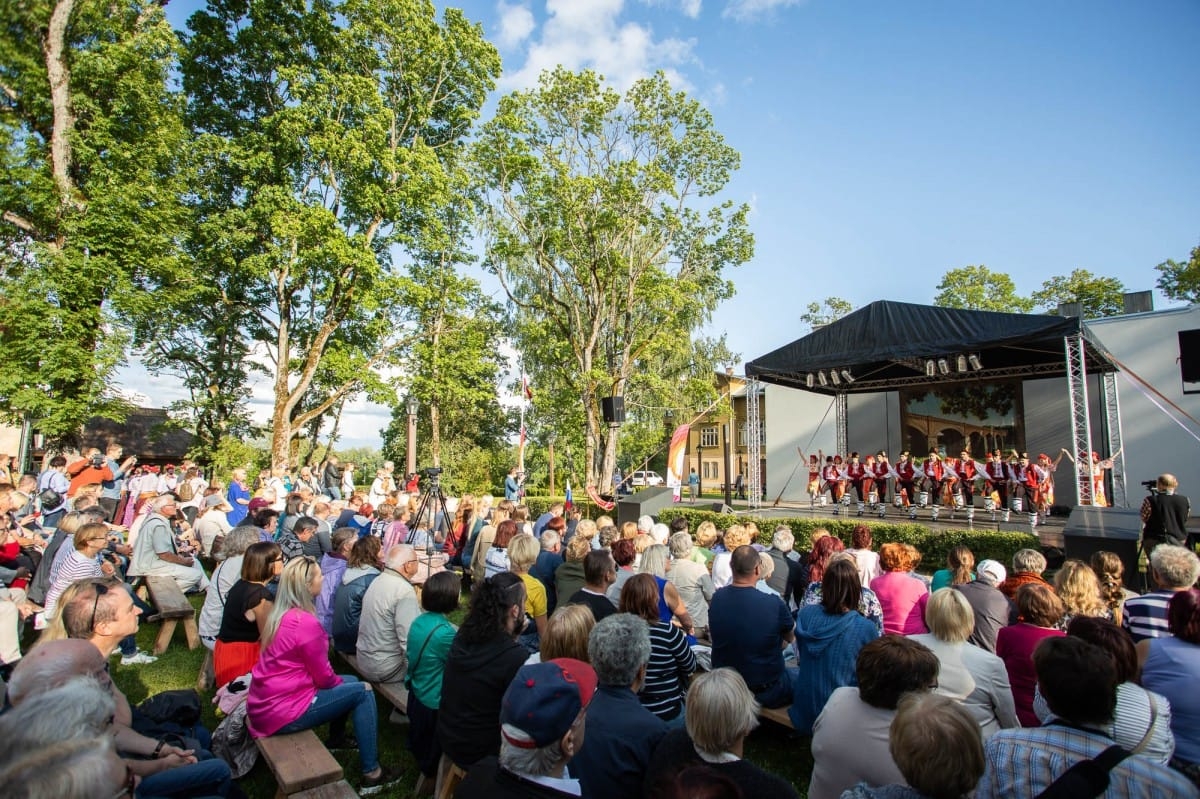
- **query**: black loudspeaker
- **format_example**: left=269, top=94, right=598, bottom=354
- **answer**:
left=711, top=502, right=734, bottom=514
left=1180, top=330, right=1200, bottom=383
left=1062, top=506, right=1142, bottom=591
left=617, top=486, right=675, bottom=528
left=601, top=396, right=625, bottom=424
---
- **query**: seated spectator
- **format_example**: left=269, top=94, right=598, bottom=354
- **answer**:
left=846, top=525, right=881, bottom=589
left=456, top=658, right=598, bottom=799
left=909, top=588, right=1018, bottom=738
left=808, top=637, right=938, bottom=799
left=356, top=543, right=420, bottom=692
left=997, top=547, right=1050, bottom=600
left=571, top=613, right=668, bottom=799
left=996, top=583, right=1065, bottom=727
left=978, top=637, right=1197, bottom=798
left=194, top=493, right=233, bottom=557
left=765, top=526, right=806, bottom=608
left=692, top=520, right=719, bottom=565
left=606, top=538, right=639, bottom=605
left=437, top=571, right=530, bottom=769
left=639, top=544, right=695, bottom=633
left=621, top=573, right=697, bottom=725
left=509, top=533, right=549, bottom=652
left=128, top=495, right=210, bottom=593
left=870, top=543, right=929, bottom=635
left=405, top=571, right=461, bottom=783
left=1091, top=550, right=1138, bottom=626
left=1123, top=544, right=1200, bottom=642
left=199, top=525, right=264, bottom=650
left=314, top=527, right=357, bottom=635
left=803, top=552, right=885, bottom=634
left=842, top=692, right=985, bottom=799
left=709, top=545, right=796, bottom=709
left=214, top=541, right=281, bottom=688
left=41, top=522, right=130, bottom=644
left=930, top=545, right=975, bottom=592
left=569, top=549, right=619, bottom=623
left=1053, top=558, right=1113, bottom=629
left=667, top=532, right=715, bottom=638
left=277, top=515, right=318, bottom=563
left=711, top=524, right=752, bottom=588
left=247, top=557, right=400, bottom=794
left=790, top=558, right=880, bottom=734
left=555, top=534, right=591, bottom=604
left=539, top=604, right=596, bottom=662
left=954, top=559, right=1012, bottom=653
left=485, top=519, right=520, bottom=579
left=1139, top=588, right=1200, bottom=781
left=331, top=535, right=381, bottom=654
left=532, top=526, right=564, bottom=612
left=644, top=668, right=800, bottom=799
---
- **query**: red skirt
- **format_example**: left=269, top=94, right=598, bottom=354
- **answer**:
left=214, top=639, right=260, bottom=689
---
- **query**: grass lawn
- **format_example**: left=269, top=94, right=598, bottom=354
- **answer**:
left=92, top=595, right=814, bottom=797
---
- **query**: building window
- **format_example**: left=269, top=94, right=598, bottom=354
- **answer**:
left=738, top=424, right=747, bottom=447
left=701, top=426, right=718, bottom=447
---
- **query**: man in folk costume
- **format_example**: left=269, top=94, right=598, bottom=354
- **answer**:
left=820, top=456, right=844, bottom=511
left=871, top=452, right=893, bottom=518
left=947, top=450, right=980, bottom=524
left=1019, top=454, right=1044, bottom=529
left=1007, top=453, right=1036, bottom=529
left=800, top=450, right=824, bottom=506
left=845, top=452, right=870, bottom=517
left=983, top=450, right=1010, bottom=522
left=894, top=452, right=918, bottom=519
left=919, top=449, right=946, bottom=521
left=1032, top=450, right=1068, bottom=521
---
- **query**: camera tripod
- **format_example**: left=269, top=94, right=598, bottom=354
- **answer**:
left=409, top=468, right=453, bottom=567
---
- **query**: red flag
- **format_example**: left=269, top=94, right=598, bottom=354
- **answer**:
left=523, top=374, right=533, bottom=401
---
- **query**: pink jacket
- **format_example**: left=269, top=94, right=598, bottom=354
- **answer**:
left=247, top=608, right=342, bottom=738
left=869, top=572, right=930, bottom=635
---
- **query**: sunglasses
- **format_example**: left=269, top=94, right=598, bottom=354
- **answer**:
left=88, top=582, right=111, bottom=632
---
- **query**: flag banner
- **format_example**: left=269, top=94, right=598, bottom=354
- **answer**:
left=523, top=374, right=533, bottom=401
left=666, top=424, right=691, bottom=488
left=564, top=481, right=574, bottom=511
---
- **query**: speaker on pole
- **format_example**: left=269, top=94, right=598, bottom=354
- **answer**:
left=601, top=396, right=626, bottom=425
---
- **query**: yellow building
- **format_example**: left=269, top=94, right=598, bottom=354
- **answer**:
left=686, top=370, right=764, bottom=496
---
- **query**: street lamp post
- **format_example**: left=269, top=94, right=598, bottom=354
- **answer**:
left=696, top=445, right=703, bottom=497
left=548, top=431, right=557, bottom=498
left=405, top=395, right=419, bottom=478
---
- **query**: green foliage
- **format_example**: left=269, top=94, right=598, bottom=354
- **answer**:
left=207, top=435, right=270, bottom=481
left=1155, top=240, right=1200, bottom=304
left=1032, top=269, right=1126, bottom=318
left=933, top=265, right=1034, bottom=313
left=656, top=508, right=1040, bottom=567
left=800, top=297, right=853, bottom=329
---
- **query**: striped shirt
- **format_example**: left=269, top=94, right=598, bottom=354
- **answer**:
left=1122, top=591, right=1174, bottom=642
left=44, top=548, right=104, bottom=617
left=638, top=621, right=697, bottom=721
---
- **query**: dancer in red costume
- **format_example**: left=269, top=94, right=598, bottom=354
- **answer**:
left=983, top=450, right=1010, bottom=522
left=919, top=450, right=946, bottom=521
left=845, top=452, right=870, bottom=516
left=894, top=452, right=918, bottom=519
left=871, top=452, right=893, bottom=517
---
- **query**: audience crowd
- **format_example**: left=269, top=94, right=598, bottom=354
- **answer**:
left=0, top=453, right=1198, bottom=799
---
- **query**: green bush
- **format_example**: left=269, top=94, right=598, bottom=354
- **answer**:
left=656, top=508, right=1039, bottom=568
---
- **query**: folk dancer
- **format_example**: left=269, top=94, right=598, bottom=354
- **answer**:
left=871, top=452, right=894, bottom=518
left=952, top=450, right=987, bottom=524
left=1061, top=448, right=1120, bottom=507
left=800, top=450, right=824, bottom=507
left=983, top=451, right=1010, bottom=522
left=845, top=452, right=871, bottom=517
left=919, top=450, right=947, bottom=521
left=821, top=456, right=847, bottom=513
left=1032, top=450, right=1068, bottom=523
left=895, top=452, right=919, bottom=519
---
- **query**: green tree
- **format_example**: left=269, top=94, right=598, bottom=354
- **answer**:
left=1155, top=241, right=1200, bottom=304
left=180, top=0, right=500, bottom=469
left=0, top=0, right=189, bottom=440
left=800, top=297, right=853, bottom=329
left=473, top=68, right=753, bottom=492
left=1032, top=269, right=1126, bottom=318
left=933, top=265, right=1034, bottom=313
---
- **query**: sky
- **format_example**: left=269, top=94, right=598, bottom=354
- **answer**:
left=120, top=0, right=1200, bottom=449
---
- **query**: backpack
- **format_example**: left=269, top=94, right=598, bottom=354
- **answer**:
left=177, top=479, right=195, bottom=502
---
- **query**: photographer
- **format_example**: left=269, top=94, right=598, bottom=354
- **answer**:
left=1140, top=473, right=1191, bottom=551
left=66, top=448, right=114, bottom=498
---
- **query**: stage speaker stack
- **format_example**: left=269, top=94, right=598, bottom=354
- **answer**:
left=1062, top=506, right=1142, bottom=590
left=710, top=502, right=734, bottom=514
left=601, top=396, right=625, bottom=424
left=617, top=485, right=675, bottom=528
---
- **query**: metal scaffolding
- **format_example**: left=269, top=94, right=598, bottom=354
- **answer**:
left=835, top=392, right=849, bottom=457
left=746, top=377, right=762, bottom=510
left=1065, top=334, right=1095, bottom=505
left=1102, top=371, right=1128, bottom=507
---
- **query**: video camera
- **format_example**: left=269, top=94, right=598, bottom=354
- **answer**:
left=1141, top=479, right=1158, bottom=494
left=424, top=467, right=444, bottom=478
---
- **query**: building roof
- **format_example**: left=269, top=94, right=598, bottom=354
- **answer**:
left=80, top=408, right=194, bottom=464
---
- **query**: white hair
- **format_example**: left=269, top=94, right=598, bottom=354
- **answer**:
left=637, top=515, right=653, bottom=533
left=650, top=523, right=669, bottom=545
left=384, top=543, right=417, bottom=570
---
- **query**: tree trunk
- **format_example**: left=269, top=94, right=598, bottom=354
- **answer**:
left=430, top=314, right=443, bottom=467
left=430, top=402, right=441, bottom=467
left=44, top=0, right=80, bottom=216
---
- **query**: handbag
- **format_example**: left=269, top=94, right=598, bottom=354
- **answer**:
left=38, top=488, right=64, bottom=512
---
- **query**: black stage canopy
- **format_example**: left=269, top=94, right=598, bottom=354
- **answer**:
left=746, top=300, right=1116, bottom=395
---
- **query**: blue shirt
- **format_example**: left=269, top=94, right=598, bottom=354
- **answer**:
left=226, top=483, right=250, bottom=526
left=504, top=475, right=520, bottom=501
left=101, top=458, right=126, bottom=500
left=570, top=685, right=666, bottom=799
left=709, top=584, right=793, bottom=690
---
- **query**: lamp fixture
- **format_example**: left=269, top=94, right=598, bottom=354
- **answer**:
left=937, top=358, right=950, bottom=375
left=925, top=360, right=936, bottom=377
left=817, top=371, right=828, bottom=387
left=830, top=369, right=841, bottom=385
left=968, top=354, right=983, bottom=371
left=841, top=370, right=854, bottom=383
left=956, top=355, right=968, bottom=373
left=806, top=373, right=814, bottom=388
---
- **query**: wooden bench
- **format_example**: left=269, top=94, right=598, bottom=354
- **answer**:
left=256, top=730, right=345, bottom=798
left=291, top=781, right=358, bottom=799
left=758, top=704, right=796, bottom=730
left=144, top=576, right=200, bottom=655
left=434, top=754, right=467, bottom=799
left=337, top=651, right=408, bottom=714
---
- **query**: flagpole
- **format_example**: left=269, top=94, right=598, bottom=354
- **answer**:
left=518, top=366, right=527, bottom=474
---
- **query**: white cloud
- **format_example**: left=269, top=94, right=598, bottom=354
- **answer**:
left=501, top=0, right=698, bottom=92
left=722, top=0, right=805, bottom=22
left=495, top=1, right=536, bottom=50
left=640, top=0, right=703, bottom=19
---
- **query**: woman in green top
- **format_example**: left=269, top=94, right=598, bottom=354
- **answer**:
left=930, top=545, right=975, bottom=592
left=405, top=570, right=461, bottom=780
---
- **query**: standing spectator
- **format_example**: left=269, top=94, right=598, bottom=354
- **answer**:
left=214, top=542, right=280, bottom=688
left=931, top=545, right=975, bottom=592
left=322, top=456, right=344, bottom=501
left=1053, top=558, right=1112, bottom=628
left=995, top=583, right=1065, bottom=727
left=247, top=557, right=400, bottom=794
left=225, top=468, right=251, bottom=527
left=620, top=574, right=697, bottom=725
left=571, top=613, right=668, bottom=799
left=807, top=637, right=939, bottom=799
left=978, top=637, right=1196, bottom=799
left=437, top=572, right=529, bottom=769
left=997, top=548, right=1050, bottom=600
left=790, top=558, right=880, bottom=734
left=846, top=524, right=881, bottom=589
left=870, top=543, right=930, bottom=636
left=65, top=449, right=113, bottom=499
left=954, top=559, right=1012, bottom=653
left=355, top=543, right=420, bottom=695
left=177, top=466, right=207, bottom=525
left=504, top=466, right=521, bottom=502
left=667, top=532, right=715, bottom=639
left=709, top=546, right=796, bottom=709
left=1140, top=473, right=1191, bottom=550
left=314, top=528, right=357, bottom=635
left=688, top=468, right=699, bottom=502
left=569, top=550, right=619, bottom=623
left=1139, top=588, right=1200, bottom=781
left=405, top=571, right=460, bottom=783
left=910, top=588, right=1019, bottom=738
left=98, top=445, right=137, bottom=523
left=331, top=536, right=382, bottom=654
left=1123, top=544, right=1200, bottom=642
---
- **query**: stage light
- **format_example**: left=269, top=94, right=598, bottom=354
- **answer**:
left=956, top=355, right=968, bottom=373
left=806, top=373, right=814, bottom=388
left=968, top=354, right=983, bottom=371
left=830, top=369, right=841, bottom=385
left=841, top=370, right=854, bottom=383
left=818, top=371, right=828, bottom=387
left=925, top=360, right=936, bottom=377
left=937, top=358, right=950, bottom=375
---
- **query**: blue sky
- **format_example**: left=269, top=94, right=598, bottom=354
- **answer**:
left=134, top=0, right=1200, bottom=447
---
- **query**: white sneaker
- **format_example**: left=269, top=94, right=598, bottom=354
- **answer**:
left=121, top=650, right=158, bottom=666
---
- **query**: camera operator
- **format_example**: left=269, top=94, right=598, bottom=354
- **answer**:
left=1140, top=474, right=1191, bottom=551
